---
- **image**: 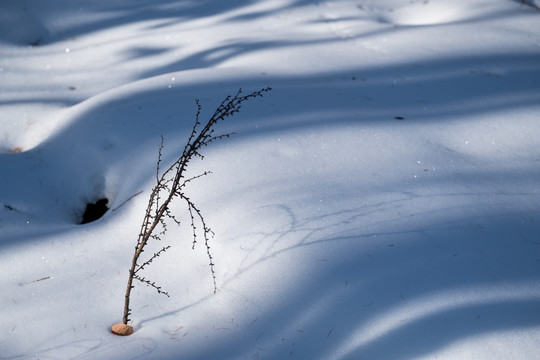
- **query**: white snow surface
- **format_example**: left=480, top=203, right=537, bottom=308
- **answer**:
left=1, top=0, right=540, bottom=359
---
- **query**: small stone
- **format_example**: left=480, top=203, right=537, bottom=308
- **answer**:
left=111, top=322, right=134, bottom=336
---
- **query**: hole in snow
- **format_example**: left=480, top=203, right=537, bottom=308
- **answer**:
left=80, top=198, right=109, bottom=224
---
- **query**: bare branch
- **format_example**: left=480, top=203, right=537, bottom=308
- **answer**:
left=120, top=87, right=271, bottom=326
left=135, top=245, right=171, bottom=274
left=133, top=274, right=170, bottom=297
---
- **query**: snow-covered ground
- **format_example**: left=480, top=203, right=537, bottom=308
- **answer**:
left=1, top=0, right=540, bottom=359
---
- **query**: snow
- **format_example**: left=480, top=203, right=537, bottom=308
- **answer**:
left=1, top=0, right=540, bottom=359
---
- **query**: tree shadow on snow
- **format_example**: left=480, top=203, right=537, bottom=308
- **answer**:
left=1, top=1, right=540, bottom=358
left=1, top=49, right=539, bottom=239
left=136, top=189, right=540, bottom=359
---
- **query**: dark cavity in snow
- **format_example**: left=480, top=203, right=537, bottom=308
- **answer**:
left=80, top=198, right=109, bottom=224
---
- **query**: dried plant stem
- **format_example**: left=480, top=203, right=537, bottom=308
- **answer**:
left=119, top=87, right=271, bottom=327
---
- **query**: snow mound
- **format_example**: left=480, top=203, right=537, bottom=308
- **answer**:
left=359, top=0, right=516, bottom=26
